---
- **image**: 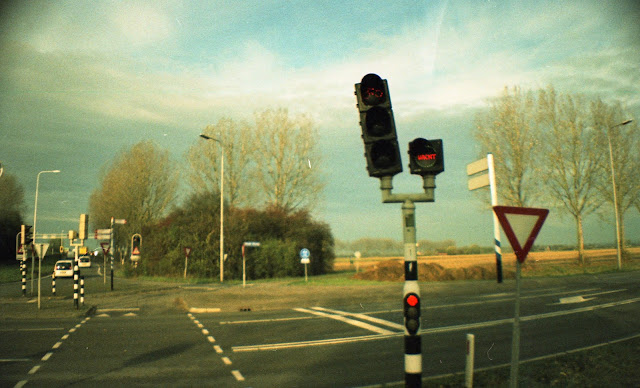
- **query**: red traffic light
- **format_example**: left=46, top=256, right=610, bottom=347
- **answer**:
left=406, top=294, right=419, bottom=307
left=360, top=73, right=387, bottom=106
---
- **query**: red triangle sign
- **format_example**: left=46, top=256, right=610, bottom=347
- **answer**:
left=132, top=246, right=140, bottom=255
left=493, top=206, right=549, bottom=263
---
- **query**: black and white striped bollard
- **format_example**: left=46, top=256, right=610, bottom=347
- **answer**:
left=52, top=271, right=56, bottom=295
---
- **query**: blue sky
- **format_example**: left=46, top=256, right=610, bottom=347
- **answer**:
left=1, top=0, right=639, bottom=249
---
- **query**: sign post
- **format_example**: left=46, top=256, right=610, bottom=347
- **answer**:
left=35, top=243, right=49, bottom=310
left=300, top=248, right=310, bottom=282
left=183, top=247, right=192, bottom=279
left=467, top=154, right=502, bottom=282
left=242, top=242, right=260, bottom=288
left=100, top=242, right=110, bottom=284
left=493, top=206, right=549, bottom=388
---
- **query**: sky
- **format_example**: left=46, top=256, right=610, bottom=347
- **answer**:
left=1, top=0, right=639, bottom=250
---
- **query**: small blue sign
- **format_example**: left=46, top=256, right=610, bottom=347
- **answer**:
left=300, top=248, right=310, bottom=259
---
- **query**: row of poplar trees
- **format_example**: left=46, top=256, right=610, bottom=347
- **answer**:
left=474, top=86, right=639, bottom=264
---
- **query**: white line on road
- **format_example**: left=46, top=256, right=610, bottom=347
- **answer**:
left=234, top=297, right=640, bottom=352
left=214, top=345, right=223, bottom=353
left=14, top=380, right=28, bottom=388
left=0, top=328, right=64, bottom=332
left=52, top=341, right=62, bottom=349
left=202, top=329, right=209, bottom=335
left=28, top=365, right=40, bottom=374
left=0, top=359, right=30, bottom=362
left=41, top=352, right=53, bottom=361
left=231, top=370, right=245, bottom=381
left=294, top=307, right=394, bottom=335
left=207, top=336, right=215, bottom=343
left=312, top=307, right=404, bottom=330
left=220, top=316, right=313, bottom=325
left=221, top=356, right=232, bottom=365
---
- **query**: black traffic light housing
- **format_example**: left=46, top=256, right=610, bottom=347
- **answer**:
left=408, top=138, right=444, bottom=176
left=403, top=292, right=421, bottom=335
left=21, top=224, right=33, bottom=246
left=355, top=73, right=403, bottom=178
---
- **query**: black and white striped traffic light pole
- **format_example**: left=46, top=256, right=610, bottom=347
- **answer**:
left=354, top=73, right=446, bottom=387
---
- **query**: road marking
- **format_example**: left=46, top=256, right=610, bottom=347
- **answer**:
left=0, top=328, right=64, bottom=332
left=295, top=307, right=394, bottom=335
left=231, top=370, right=245, bottom=381
left=220, top=316, right=313, bottom=325
left=234, top=297, right=640, bottom=352
left=221, top=356, right=232, bottom=365
left=202, top=329, right=209, bottom=335
left=28, top=365, right=40, bottom=374
left=61, top=334, right=69, bottom=340
left=0, top=359, right=30, bottom=362
left=189, top=307, right=221, bottom=313
left=214, top=345, right=223, bottom=353
left=52, top=341, right=62, bottom=349
left=96, top=308, right=140, bottom=312
left=41, top=352, right=53, bottom=361
left=197, top=323, right=204, bottom=328
left=14, top=380, right=28, bottom=388
left=207, top=336, right=215, bottom=343
left=312, top=307, right=404, bottom=330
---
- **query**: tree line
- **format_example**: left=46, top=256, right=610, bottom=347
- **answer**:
left=88, top=108, right=331, bottom=279
left=474, top=86, right=639, bottom=264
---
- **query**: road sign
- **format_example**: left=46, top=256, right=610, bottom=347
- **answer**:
left=100, top=242, right=110, bottom=256
left=95, top=229, right=111, bottom=240
left=114, top=219, right=127, bottom=225
left=184, top=247, right=192, bottom=258
left=493, top=206, right=549, bottom=263
left=34, top=243, right=50, bottom=259
left=300, top=248, right=310, bottom=259
left=244, top=241, right=261, bottom=247
left=132, top=247, right=140, bottom=255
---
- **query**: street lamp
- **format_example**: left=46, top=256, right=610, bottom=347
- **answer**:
left=199, top=134, right=225, bottom=282
left=606, top=119, right=633, bottom=270
left=32, top=169, right=60, bottom=305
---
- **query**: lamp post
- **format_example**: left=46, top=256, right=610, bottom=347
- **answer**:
left=199, top=134, right=225, bottom=282
left=32, top=169, right=60, bottom=301
left=606, top=119, right=633, bottom=270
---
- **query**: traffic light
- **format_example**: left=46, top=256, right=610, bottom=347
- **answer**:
left=404, top=292, right=421, bottom=335
left=79, top=214, right=89, bottom=240
left=355, top=73, right=403, bottom=178
left=131, top=234, right=141, bottom=262
left=408, top=138, right=444, bottom=176
left=21, top=225, right=33, bottom=246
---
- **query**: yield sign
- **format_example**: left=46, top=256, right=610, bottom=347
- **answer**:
left=100, top=242, right=110, bottom=256
left=493, top=206, right=549, bottom=263
left=35, top=243, right=50, bottom=259
left=184, top=247, right=192, bottom=258
left=132, top=246, right=140, bottom=255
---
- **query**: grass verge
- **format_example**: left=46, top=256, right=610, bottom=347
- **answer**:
left=425, top=335, right=640, bottom=387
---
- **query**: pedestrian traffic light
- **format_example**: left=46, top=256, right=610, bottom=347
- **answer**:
left=355, top=73, right=403, bottom=178
left=21, top=225, right=33, bottom=246
left=408, top=138, right=444, bottom=176
left=404, top=292, right=421, bottom=335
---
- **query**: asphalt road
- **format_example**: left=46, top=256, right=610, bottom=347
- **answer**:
left=1, top=268, right=639, bottom=387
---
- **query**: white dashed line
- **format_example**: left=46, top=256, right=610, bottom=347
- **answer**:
left=231, top=370, right=245, bottom=381
left=52, top=341, right=62, bottom=349
left=202, top=329, right=209, bottom=335
left=222, top=357, right=232, bottom=365
left=41, top=352, right=53, bottom=361
left=214, top=345, right=223, bottom=353
left=207, top=336, right=215, bottom=343
left=28, top=365, right=40, bottom=374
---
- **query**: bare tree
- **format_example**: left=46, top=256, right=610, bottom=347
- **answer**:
left=89, top=140, right=178, bottom=252
left=536, top=87, right=606, bottom=264
left=474, top=86, right=540, bottom=207
left=187, top=117, right=252, bottom=207
left=0, top=173, right=25, bottom=262
left=252, top=108, right=324, bottom=212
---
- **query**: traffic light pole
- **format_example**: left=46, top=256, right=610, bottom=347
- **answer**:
left=379, top=175, right=436, bottom=387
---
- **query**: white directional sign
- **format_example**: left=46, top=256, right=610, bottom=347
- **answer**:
left=493, top=206, right=549, bottom=263
left=95, top=229, right=111, bottom=240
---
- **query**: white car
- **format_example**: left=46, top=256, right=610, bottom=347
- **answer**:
left=54, top=260, right=74, bottom=278
left=78, top=256, right=92, bottom=268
